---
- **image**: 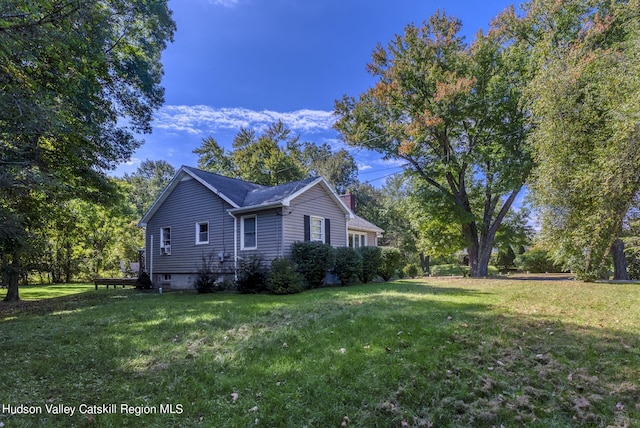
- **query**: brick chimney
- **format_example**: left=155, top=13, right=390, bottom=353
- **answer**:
left=340, top=193, right=356, bottom=211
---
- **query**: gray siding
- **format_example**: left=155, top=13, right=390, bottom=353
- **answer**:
left=282, top=183, right=348, bottom=254
left=236, top=208, right=283, bottom=263
left=145, top=176, right=235, bottom=282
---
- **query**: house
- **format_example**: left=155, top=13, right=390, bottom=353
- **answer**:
left=139, top=166, right=383, bottom=289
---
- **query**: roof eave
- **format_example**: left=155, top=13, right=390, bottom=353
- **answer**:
left=228, top=201, right=285, bottom=215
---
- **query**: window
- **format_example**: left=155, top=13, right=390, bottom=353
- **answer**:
left=349, top=232, right=367, bottom=248
left=304, top=215, right=330, bottom=244
left=196, top=222, right=209, bottom=245
left=160, top=227, right=171, bottom=255
left=241, top=215, right=257, bottom=250
left=310, top=216, right=324, bottom=242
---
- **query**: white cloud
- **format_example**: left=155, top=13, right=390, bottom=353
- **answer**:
left=208, top=0, right=240, bottom=7
left=357, top=163, right=372, bottom=171
left=153, top=105, right=335, bottom=135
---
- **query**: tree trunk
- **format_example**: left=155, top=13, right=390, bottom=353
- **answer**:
left=419, top=253, right=430, bottom=275
left=3, top=252, right=21, bottom=302
left=611, top=238, right=629, bottom=281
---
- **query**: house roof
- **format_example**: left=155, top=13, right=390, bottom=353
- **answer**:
left=348, top=215, right=384, bottom=234
left=139, top=166, right=353, bottom=226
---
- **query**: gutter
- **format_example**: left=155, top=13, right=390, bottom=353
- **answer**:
left=228, top=211, right=238, bottom=280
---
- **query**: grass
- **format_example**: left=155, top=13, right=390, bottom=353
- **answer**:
left=0, top=278, right=638, bottom=427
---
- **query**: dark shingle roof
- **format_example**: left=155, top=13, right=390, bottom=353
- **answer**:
left=183, top=166, right=319, bottom=208
left=183, top=166, right=265, bottom=207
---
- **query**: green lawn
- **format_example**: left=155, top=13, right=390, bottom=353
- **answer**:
left=1, top=279, right=638, bottom=427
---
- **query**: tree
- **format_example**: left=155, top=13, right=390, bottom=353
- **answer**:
left=300, top=143, right=358, bottom=194
left=1, top=1, right=175, bottom=301
left=495, top=0, right=640, bottom=280
left=123, top=159, right=176, bottom=217
left=334, top=12, right=531, bottom=277
left=193, top=121, right=359, bottom=191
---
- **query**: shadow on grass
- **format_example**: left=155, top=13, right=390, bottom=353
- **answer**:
left=0, top=281, right=638, bottom=427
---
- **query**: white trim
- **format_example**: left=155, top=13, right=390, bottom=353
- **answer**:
left=228, top=211, right=238, bottom=281
left=139, top=166, right=240, bottom=226
left=283, top=177, right=354, bottom=218
left=195, top=221, right=209, bottom=245
left=240, top=215, right=258, bottom=250
left=310, top=215, right=324, bottom=243
left=160, top=226, right=171, bottom=255
left=348, top=231, right=367, bottom=248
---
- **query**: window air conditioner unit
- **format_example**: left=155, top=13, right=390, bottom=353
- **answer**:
left=161, top=246, right=171, bottom=255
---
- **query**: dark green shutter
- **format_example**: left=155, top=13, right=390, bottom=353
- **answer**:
left=304, top=215, right=310, bottom=241
left=325, top=219, right=331, bottom=245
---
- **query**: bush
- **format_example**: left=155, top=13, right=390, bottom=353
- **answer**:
left=404, top=264, right=420, bottom=278
left=515, top=248, right=563, bottom=273
left=379, top=247, right=403, bottom=281
left=267, top=258, right=304, bottom=295
left=236, top=255, right=268, bottom=294
left=291, top=241, right=335, bottom=288
left=626, top=249, right=640, bottom=280
left=333, top=247, right=363, bottom=285
left=135, top=271, right=153, bottom=289
left=358, top=246, right=382, bottom=283
left=193, top=254, right=223, bottom=294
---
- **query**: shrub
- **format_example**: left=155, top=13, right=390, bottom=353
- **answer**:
left=236, top=255, right=268, bottom=294
left=135, top=271, right=153, bottom=289
left=379, top=247, right=403, bottom=281
left=193, top=254, right=223, bottom=294
left=333, top=247, right=363, bottom=285
left=626, top=248, right=640, bottom=280
left=515, top=248, right=563, bottom=273
left=290, top=241, right=335, bottom=288
left=404, top=264, right=420, bottom=278
left=267, top=258, right=304, bottom=295
left=358, top=246, right=382, bottom=283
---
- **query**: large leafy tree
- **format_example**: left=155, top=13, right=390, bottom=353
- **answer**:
left=123, top=159, right=176, bottom=217
left=0, top=0, right=175, bottom=300
left=334, top=12, right=531, bottom=276
left=495, top=0, right=640, bottom=280
left=193, top=121, right=359, bottom=191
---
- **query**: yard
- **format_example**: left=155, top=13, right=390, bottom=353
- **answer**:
left=1, top=278, right=638, bottom=427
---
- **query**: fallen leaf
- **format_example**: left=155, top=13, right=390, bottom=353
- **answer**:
left=249, top=406, right=259, bottom=412
left=339, top=348, right=347, bottom=354
left=282, top=342, right=288, bottom=348
left=231, top=392, right=239, bottom=403
left=616, top=402, right=625, bottom=411
left=461, top=322, right=468, bottom=328
left=567, top=373, right=573, bottom=381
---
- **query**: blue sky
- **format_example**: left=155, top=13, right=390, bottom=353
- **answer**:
left=116, top=0, right=517, bottom=186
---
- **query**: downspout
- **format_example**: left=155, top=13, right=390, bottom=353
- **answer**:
left=228, top=211, right=238, bottom=280
left=150, top=234, right=154, bottom=284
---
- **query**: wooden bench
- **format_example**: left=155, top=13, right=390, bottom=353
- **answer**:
left=93, top=278, right=138, bottom=290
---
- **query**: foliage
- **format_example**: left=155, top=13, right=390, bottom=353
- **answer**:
left=266, top=258, right=304, bottom=295
left=495, top=0, right=640, bottom=280
left=123, top=160, right=176, bottom=217
left=193, top=121, right=358, bottom=191
left=193, top=254, right=223, bottom=294
left=378, top=247, right=403, bottom=281
left=0, top=0, right=175, bottom=301
left=290, top=241, right=335, bottom=288
left=515, top=248, right=564, bottom=274
left=357, top=246, right=382, bottom=283
left=494, top=246, right=517, bottom=272
left=403, top=264, right=420, bottom=278
left=334, top=11, right=531, bottom=277
left=2, top=279, right=639, bottom=426
left=236, top=255, right=268, bottom=294
left=626, top=249, right=640, bottom=280
left=333, top=247, right=363, bottom=285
